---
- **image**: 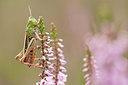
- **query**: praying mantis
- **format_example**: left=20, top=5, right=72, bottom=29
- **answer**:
left=15, top=7, right=42, bottom=67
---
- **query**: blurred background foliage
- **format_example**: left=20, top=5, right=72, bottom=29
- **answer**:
left=0, top=0, right=128, bottom=85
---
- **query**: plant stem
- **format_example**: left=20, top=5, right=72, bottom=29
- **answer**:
left=41, top=33, right=45, bottom=79
left=54, top=41, right=59, bottom=85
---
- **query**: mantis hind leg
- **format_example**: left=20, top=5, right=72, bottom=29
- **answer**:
left=15, top=51, right=23, bottom=61
left=21, top=62, right=42, bottom=68
left=20, top=38, right=36, bottom=62
left=34, top=58, right=42, bottom=60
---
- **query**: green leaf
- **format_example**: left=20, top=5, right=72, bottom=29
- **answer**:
left=98, top=10, right=113, bottom=22
left=38, top=16, right=45, bottom=33
left=51, top=27, right=57, bottom=39
left=97, top=6, right=113, bottom=22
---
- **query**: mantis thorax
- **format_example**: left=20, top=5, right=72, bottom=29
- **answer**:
left=26, top=16, right=37, bottom=37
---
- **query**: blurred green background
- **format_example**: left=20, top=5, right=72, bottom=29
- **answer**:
left=0, top=0, right=128, bottom=85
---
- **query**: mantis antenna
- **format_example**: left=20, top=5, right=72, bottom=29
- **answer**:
left=28, top=6, right=32, bottom=16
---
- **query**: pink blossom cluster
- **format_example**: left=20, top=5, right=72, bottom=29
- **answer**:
left=53, top=39, right=67, bottom=85
left=36, top=32, right=67, bottom=85
left=83, top=54, right=99, bottom=85
left=84, top=23, right=128, bottom=85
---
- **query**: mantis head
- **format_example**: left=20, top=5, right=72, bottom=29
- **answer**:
left=26, top=6, right=37, bottom=37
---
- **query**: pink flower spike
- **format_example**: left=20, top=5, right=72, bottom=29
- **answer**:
left=47, top=36, right=50, bottom=39
left=45, top=70, right=54, bottom=76
left=44, top=44, right=49, bottom=48
left=83, top=68, right=88, bottom=72
left=47, top=39, right=51, bottom=42
left=83, top=63, right=88, bottom=67
left=48, top=65, right=54, bottom=70
left=47, top=47, right=53, bottom=52
left=60, top=59, right=67, bottom=65
left=57, top=72, right=67, bottom=82
left=47, top=53, right=54, bottom=57
left=58, top=39, right=63, bottom=42
left=45, top=76, right=55, bottom=82
left=45, top=32, right=49, bottom=35
left=47, top=61, right=52, bottom=65
left=57, top=48, right=63, bottom=53
left=85, top=81, right=90, bottom=85
left=84, top=74, right=90, bottom=79
left=49, top=50, right=54, bottom=54
left=50, top=70, right=54, bottom=73
left=57, top=42, right=64, bottom=48
left=46, top=41, right=50, bottom=44
left=40, top=79, right=46, bottom=85
left=44, top=49, right=48, bottom=54
left=58, top=54, right=64, bottom=59
left=60, top=66, right=67, bottom=73
left=48, top=47, right=53, bottom=50
left=57, top=81, right=65, bottom=85
left=38, top=73, right=42, bottom=77
left=42, top=56, right=46, bottom=60
left=49, top=57, right=55, bottom=61
left=36, top=82, right=40, bottom=85
left=83, top=57, right=87, bottom=62
left=85, top=77, right=90, bottom=82
left=50, top=63, right=54, bottom=67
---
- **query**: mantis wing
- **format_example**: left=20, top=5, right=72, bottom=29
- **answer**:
left=21, top=31, right=37, bottom=67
